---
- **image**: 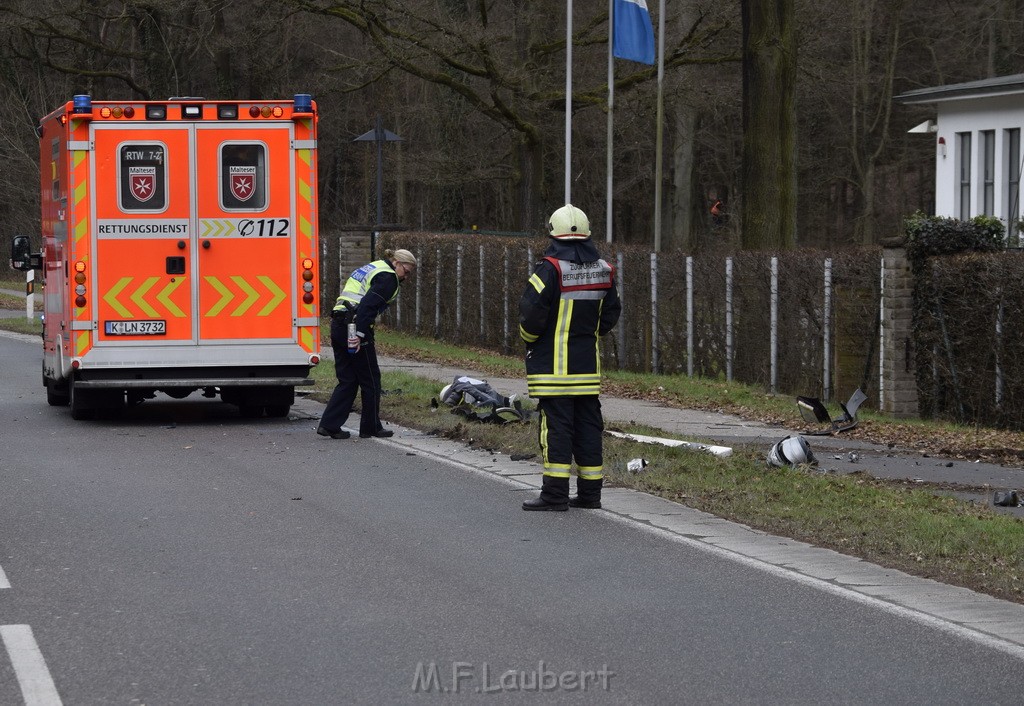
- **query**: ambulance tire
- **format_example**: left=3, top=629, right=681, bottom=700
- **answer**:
left=265, top=404, right=290, bottom=418
left=69, top=379, right=95, bottom=421
left=46, top=379, right=70, bottom=407
left=238, top=405, right=264, bottom=419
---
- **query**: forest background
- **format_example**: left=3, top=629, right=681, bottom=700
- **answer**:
left=0, top=0, right=1021, bottom=252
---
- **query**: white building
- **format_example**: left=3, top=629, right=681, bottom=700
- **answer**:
left=896, top=74, right=1024, bottom=240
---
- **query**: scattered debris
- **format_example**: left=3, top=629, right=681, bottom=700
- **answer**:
left=992, top=490, right=1021, bottom=507
left=847, top=452, right=860, bottom=463
left=605, top=429, right=733, bottom=457
left=796, top=388, right=867, bottom=435
left=510, top=453, right=536, bottom=462
left=767, top=435, right=817, bottom=468
left=626, top=458, right=649, bottom=473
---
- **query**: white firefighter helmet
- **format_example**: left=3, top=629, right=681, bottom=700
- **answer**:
left=547, top=204, right=591, bottom=240
left=767, top=435, right=816, bottom=467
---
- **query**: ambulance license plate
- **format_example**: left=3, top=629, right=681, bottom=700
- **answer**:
left=105, top=320, right=166, bottom=336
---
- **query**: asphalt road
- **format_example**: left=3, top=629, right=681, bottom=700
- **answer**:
left=1, top=333, right=1022, bottom=704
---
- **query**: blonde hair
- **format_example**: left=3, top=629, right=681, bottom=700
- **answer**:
left=386, top=248, right=417, bottom=267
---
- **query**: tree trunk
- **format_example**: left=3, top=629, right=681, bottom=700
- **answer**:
left=670, top=104, right=696, bottom=252
left=741, top=0, right=797, bottom=250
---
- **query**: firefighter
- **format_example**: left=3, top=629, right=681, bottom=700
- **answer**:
left=519, top=204, right=622, bottom=511
left=317, top=248, right=417, bottom=440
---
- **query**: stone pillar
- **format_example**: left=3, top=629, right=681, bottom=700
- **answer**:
left=879, top=245, right=919, bottom=418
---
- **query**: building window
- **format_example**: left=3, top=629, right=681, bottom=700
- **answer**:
left=1008, top=128, right=1021, bottom=245
left=982, top=130, right=995, bottom=216
left=957, top=132, right=972, bottom=219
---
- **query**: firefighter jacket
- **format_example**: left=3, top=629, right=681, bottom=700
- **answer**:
left=332, top=260, right=400, bottom=343
left=519, top=239, right=622, bottom=397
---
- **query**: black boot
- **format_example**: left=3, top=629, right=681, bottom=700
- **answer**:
left=522, top=476, right=569, bottom=512
left=569, top=478, right=603, bottom=509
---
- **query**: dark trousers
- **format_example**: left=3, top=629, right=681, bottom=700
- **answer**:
left=319, top=315, right=383, bottom=436
left=537, top=396, right=604, bottom=480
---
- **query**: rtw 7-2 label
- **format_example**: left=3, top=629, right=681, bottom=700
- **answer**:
left=104, top=320, right=167, bottom=336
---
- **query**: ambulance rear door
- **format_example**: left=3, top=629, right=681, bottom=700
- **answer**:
left=92, top=124, right=195, bottom=346
left=194, top=123, right=297, bottom=352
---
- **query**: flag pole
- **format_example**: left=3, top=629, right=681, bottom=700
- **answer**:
left=607, top=0, right=614, bottom=243
left=565, top=0, right=573, bottom=204
left=653, top=0, right=666, bottom=251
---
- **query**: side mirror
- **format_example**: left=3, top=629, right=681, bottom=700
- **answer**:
left=10, top=235, right=41, bottom=271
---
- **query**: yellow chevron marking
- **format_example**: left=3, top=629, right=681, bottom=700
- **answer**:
left=157, top=278, right=186, bottom=317
left=300, top=328, right=314, bottom=351
left=299, top=178, right=311, bottom=202
left=75, top=331, right=89, bottom=356
left=230, top=276, right=259, bottom=316
left=299, top=214, right=312, bottom=239
left=73, top=151, right=86, bottom=168
left=256, top=276, right=286, bottom=316
left=201, top=219, right=234, bottom=238
left=74, top=219, right=88, bottom=245
left=74, top=181, right=87, bottom=206
left=103, top=277, right=134, bottom=317
left=204, top=276, right=234, bottom=316
left=129, top=277, right=160, bottom=317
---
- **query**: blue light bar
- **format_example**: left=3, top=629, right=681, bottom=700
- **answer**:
left=294, top=94, right=312, bottom=113
left=72, top=95, right=92, bottom=114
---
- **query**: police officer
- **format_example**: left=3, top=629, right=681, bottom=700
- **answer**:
left=317, top=248, right=417, bottom=440
left=519, top=205, right=621, bottom=510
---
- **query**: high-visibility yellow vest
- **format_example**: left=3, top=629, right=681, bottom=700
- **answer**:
left=332, top=260, right=398, bottom=312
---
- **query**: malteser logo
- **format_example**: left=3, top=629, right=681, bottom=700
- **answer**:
left=129, top=166, right=156, bottom=202
left=230, top=166, right=257, bottom=202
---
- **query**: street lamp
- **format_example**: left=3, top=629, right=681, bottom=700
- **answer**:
left=353, top=116, right=403, bottom=258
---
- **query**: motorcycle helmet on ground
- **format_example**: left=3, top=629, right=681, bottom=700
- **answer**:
left=766, top=435, right=816, bottom=467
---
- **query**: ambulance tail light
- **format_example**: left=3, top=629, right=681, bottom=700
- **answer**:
left=74, top=261, right=87, bottom=308
left=217, top=104, right=238, bottom=120
left=301, top=258, right=315, bottom=304
left=309, top=354, right=320, bottom=366
left=248, top=105, right=285, bottom=119
left=146, top=104, right=167, bottom=120
left=98, top=105, right=135, bottom=120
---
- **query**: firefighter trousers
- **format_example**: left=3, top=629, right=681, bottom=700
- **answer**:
left=537, top=396, right=604, bottom=480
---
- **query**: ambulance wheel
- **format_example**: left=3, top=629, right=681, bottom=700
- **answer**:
left=46, top=379, right=70, bottom=407
left=238, top=405, right=264, bottom=418
left=69, top=380, right=95, bottom=421
left=265, top=404, right=290, bottom=418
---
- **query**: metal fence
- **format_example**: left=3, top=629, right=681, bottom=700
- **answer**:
left=368, top=232, right=882, bottom=406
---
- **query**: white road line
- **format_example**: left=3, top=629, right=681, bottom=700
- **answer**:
left=0, top=625, right=63, bottom=706
left=0, top=563, right=9, bottom=589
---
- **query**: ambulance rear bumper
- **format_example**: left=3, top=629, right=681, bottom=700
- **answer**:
left=75, top=377, right=313, bottom=389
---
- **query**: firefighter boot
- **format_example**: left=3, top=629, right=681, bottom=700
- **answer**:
left=569, top=478, right=603, bottom=509
left=522, top=476, right=569, bottom=512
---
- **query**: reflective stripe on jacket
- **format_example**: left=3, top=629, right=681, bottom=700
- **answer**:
left=333, top=260, right=398, bottom=312
left=519, top=255, right=621, bottom=397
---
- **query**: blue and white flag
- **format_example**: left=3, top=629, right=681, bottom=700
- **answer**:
left=613, top=0, right=655, bottom=65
